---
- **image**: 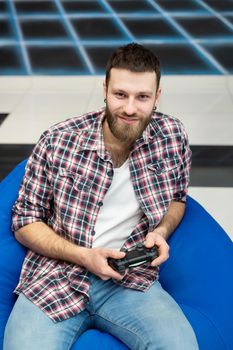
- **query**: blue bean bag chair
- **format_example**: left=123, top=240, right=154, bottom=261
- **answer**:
left=0, top=160, right=233, bottom=350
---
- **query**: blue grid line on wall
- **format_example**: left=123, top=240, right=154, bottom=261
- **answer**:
left=0, top=0, right=232, bottom=75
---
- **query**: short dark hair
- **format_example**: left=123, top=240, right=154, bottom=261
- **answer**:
left=105, top=43, right=161, bottom=90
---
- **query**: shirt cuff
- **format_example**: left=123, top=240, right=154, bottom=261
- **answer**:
left=172, top=191, right=187, bottom=203
left=12, top=215, right=44, bottom=233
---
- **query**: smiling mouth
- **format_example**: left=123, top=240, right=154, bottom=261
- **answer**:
left=118, top=116, right=139, bottom=124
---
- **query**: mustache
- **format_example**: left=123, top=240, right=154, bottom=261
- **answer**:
left=117, top=112, right=138, bottom=119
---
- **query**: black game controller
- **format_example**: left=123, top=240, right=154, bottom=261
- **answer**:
left=108, top=243, right=159, bottom=275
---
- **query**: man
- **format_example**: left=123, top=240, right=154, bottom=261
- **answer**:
left=4, top=43, right=198, bottom=349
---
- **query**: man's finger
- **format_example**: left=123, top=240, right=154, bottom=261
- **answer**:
left=106, top=249, right=126, bottom=259
left=106, top=266, right=125, bottom=281
left=144, top=236, right=155, bottom=248
left=151, top=252, right=169, bottom=266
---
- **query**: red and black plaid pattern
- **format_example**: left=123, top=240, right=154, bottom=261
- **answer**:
left=12, top=107, right=191, bottom=322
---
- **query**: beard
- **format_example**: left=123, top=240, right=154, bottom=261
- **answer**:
left=105, top=104, right=153, bottom=145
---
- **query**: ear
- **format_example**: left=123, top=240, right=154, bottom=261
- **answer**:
left=155, top=87, right=161, bottom=104
left=103, top=80, right=107, bottom=100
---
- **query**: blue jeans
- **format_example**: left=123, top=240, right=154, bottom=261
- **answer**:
left=4, top=274, right=198, bottom=350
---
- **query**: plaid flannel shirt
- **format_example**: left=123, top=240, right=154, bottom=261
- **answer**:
left=12, top=107, right=191, bottom=322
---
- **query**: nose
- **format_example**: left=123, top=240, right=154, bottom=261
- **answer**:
left=123, top=98, right=137, bottom=116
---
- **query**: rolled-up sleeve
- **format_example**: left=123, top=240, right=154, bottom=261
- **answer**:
left=12, top=131, right=53, bottom=232
left=172, top=124, right=192, bottom=203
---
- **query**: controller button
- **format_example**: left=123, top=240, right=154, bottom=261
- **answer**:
left=136, top=243, right=144, bottom=250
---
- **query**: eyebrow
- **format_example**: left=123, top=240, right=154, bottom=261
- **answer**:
left=112, top=88, right=153, bottom=96
left=137, top=91, right=153, bottom=96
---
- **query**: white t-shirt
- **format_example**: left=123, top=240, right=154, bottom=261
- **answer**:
left=92, top=160, right=143, bottom=249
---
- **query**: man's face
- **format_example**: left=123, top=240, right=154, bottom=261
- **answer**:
left=103, top=68, right=160, bottom=144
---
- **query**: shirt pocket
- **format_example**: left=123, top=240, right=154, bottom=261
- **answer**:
left=147, top=156, right=181, bottom=202
left=53, top=168, right=93, bottom=234
left=56, top=168, right=92, bottom=194
left=148, top=156, right=180, bottom=175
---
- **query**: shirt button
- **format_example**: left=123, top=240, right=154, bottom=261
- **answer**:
left=98, top=201, right=103, bottom=207
left=107, top=170, right=113, bottom=177
left=155, top=166, right=162, bottom=174
left=91, top=230, right=95, bottom=236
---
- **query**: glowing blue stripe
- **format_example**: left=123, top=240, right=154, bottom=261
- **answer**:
left=221, top=11, right=233, bottom=16
left=15, top=12, right=223, bottom=20
left=7, top=0, right=31, bottom=74
left=80, top=38, right=188, bottom=46
left=148, top=0, right=227, bottom=74
left=169, top=12, right=212, bottom=18
left=54, top=0, right=94, bottom=74
left=100, top=0, right=135, bottom=41
left=23, top=39, right=128, bottom=47
left=1, top=37, right=232, bottom=48
left=18, top=13, right=109, bottom=20
left=197, top=0, right=233, bottom=31
left=197, top=37, right=233, bottom=45
left=19, top=40, right=74, bottom=46
left=16, top=14, right=60, bottom=20
left=65, top=12, right=159, bottom=19
left=0, top=40, right=19, bottom=46
left=0, top=14, right=8, bottom=19
left=13, top=11, right=233, bottom=20
left=0, top=38, right=22, bottom=45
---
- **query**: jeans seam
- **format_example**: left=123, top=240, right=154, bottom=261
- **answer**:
left=67, top=332, right=80, bottom=350
left=67, top=316, right=92, bottom=350
left=94, top=313, right=147, bottom=349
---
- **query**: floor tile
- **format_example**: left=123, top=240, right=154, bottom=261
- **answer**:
left=71, top=18, right=128, bottom=40
left=160, top=76, right=228, bottom=93
left=204, top=0, right=233, bottom=12
left=0, top=47, right=27, bottom=75
left=15, top=1, right=57, bottom=14
left=121, top=18, right=182, bottom=39
left=0, top=113, right=8, bottom=126
left=30, top=76, right=96, bottom=93
left=175, top=17, right=233, bottom=38
left=0, top=77, right=32, bottom=92
left=28, top=46, right=89, bottom=74
left=203, top=44, right=233, bottom=73
left=156, top=0, right=207, bottom=12
left=108, top=1, right=157, bottom=13
left=62, top=1, right=107, bottom=13
left=20, top=19, right=68, bottom=39
left=0, top=93, right=27, bottom=113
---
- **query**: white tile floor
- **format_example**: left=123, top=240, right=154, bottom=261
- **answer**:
left=0, top=76, right=232, bottom=239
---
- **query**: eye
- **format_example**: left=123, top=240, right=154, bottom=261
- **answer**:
left=114, top=92, right=126, bottom=99
left=138, top=94, right=149, bottom=101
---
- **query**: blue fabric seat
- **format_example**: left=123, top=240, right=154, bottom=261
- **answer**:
left=0, top=160, right=232, bottom=350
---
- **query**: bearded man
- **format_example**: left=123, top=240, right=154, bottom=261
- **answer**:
left=4, top=43, right=198, bottom=350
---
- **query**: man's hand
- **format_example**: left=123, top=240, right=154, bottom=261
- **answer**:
left=144, top=229, right=170, bottom=267
left=15, top=222, right=125, bottom=281
left=143, top=200, right=186, bottom=267
left=82, top=247, right=126, bottom=281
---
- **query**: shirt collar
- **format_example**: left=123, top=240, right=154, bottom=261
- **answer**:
left=79, top=108, right=163, bottom=156
left=134, top=112, right=164, bottom=149
left=79, top=108, right=110, bottom=161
